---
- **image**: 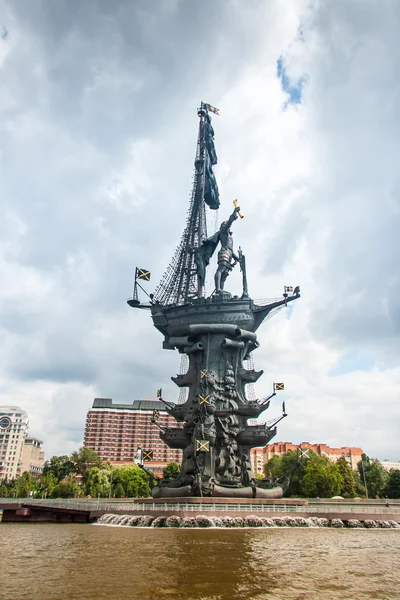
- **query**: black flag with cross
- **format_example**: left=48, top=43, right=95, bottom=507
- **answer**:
left=274, top=382, right=285, bottom=391
left=136, top=267, right=151, bottom=281
left=195, top=440, right=210, bottom=453
left=142, top=449, right=153, bottom=461
left=298, top=448, right=311, bottom=461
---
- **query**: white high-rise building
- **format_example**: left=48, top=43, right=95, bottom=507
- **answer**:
left=381, top=460, right=400, bottom=472
left=0, top=406, right=29, bottom=480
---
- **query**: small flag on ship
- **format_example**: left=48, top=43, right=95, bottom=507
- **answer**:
left=153, top=409, right=160, bottom=420
left=204, top=103, right=220, bottom=115
left=199, top=395, right=210, bottom=405
left=274, top=382, right=284, bottom=391
left=135, top=268, right=151, bottom=281
left=298, top=448, right=310, bottom=460
left=284, top=286, right=293, bottom=293
left=157, top=388, right=162, bottom=398
left=195, top=439, right=210, bottom=453
left=143, top=449, right=153, bottom=461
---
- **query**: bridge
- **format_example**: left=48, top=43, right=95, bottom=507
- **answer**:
left=1, top=497, right=399, bottom=523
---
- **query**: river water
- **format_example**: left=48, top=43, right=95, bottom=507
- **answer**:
left=1, top=524, right=399, bottom=600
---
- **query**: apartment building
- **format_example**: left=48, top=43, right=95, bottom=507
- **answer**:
left=0, top=407, right=29, bottom=480
left=20, top=437, right=45, bottom=477
left=250, top=448, right=265, bottom=476
left=84, top=398, right=182, bottom=466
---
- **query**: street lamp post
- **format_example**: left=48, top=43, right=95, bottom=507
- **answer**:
left=109, top=470, right=114, bottom=499
left=361, top=461, right=369, bottom=499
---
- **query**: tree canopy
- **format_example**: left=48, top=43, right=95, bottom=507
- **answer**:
left=42, top=455, right=74, bottom=481
left=358, top=454, right=389, bottom=498
left=264, top=450, right=368, bottom=498
left=1, top=446, right=396, bottom=501
left=264, top=450, right=304, bottom=497
left=384, top=470, right=400, bottom=499
left=301, top=455, right=342, bottom=498
left=0, top=447, right=152, bottom=499
left=162, top=462, right=181, bottom=481
left=335, top=456, right=364, bottom=498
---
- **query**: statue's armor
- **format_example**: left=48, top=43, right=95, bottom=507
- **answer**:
left=218, top=248, right=233, bottom=263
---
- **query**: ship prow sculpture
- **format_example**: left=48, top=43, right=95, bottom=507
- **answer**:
left=128, top=102, right=300, bottom=498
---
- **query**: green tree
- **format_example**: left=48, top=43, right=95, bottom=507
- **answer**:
left=162, top=462, right=180, bottom=481
left=336, top=456, right=359, bottom=498
left=0, top=482, right=9, bottom=497
left=264, top=455, right=282, bottom=479
left=2, top=478, right=18, bottom=498
left=70, top=447, right=102, bottom=482
left=15, top=471, right=34, bottom=498
left=112, top=465, right=151, bottom=498
left=53, top=476, right=82, bottom=498
left=302, top=454, right=343, bottom=498
left=384, top=470, right=400, bottom=499
left=0, top=478, right=17, bottom=498
left=34, top=472, right=58, bottom=498
left=113, top=483, right=125, bottom=498
left=358, top=455, right=388, bottom=498
left=84, top=467, right=112, bottom=498
left=43, top=455, right=74, bottom=482
left=264, top=450, right=310, bottom=497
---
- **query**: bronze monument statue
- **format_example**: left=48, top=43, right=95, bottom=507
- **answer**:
left=128, top=102, right=300, bottom=498
left=197, top=206, right=241, bottom=293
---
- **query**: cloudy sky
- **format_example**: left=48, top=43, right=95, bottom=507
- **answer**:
left=1, top=0, right=399, bottom=460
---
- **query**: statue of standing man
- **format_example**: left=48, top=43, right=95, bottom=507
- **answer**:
left=196, top=205, right=241, bottom=293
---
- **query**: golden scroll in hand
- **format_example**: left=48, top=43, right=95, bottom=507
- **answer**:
left=233, top=199, right=244, bottom=219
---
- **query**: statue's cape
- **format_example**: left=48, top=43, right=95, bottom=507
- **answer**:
left=196, top=231, right=220, bottom=286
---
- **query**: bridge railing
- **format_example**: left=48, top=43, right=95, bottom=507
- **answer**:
left=1, top=498, right=400, bottom=515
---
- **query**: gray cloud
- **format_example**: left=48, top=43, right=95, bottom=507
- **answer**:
left=0, top=0, right=399, bottom=459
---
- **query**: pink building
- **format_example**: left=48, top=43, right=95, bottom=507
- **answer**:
left=251, top=441, right=364, bottom=474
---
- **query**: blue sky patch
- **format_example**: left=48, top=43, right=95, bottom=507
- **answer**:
left=277, top=56, right=307, bottom=107
left=285, top=304, right=294, bottom=320
left=1, top=26, right=8, bottom=41
left=329, top=349, right=375, bottom=376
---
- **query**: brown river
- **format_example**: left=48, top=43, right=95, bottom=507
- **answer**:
left=1, top=524, right=399, bottom=600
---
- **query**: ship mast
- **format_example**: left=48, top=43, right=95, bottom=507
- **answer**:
left=153, top=103, right=220, bottom=306
left=196, top=110, right=207, bottom=299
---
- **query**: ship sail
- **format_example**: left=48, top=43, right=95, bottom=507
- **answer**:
left=203, top=113, right=219, bottom=209
left=153, top=103, right=220, bottom=306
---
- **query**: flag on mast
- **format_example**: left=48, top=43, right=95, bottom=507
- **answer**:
left=135, top=268, right=151, bottom=281
left=203, top=103, right=220, bottom=115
